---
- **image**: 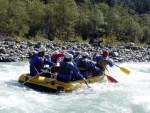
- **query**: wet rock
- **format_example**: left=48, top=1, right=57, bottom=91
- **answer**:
left=0, top=40, right=149, bottom=63
left=0, top=48, right=6, bottom=54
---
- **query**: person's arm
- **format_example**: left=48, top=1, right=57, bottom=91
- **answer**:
left=88, top=60, right=100, bottom=71
left=106, top=59, right=114, bottom=67
left=30, top=56, right=38, bottom=74
left=60, top=51, right=65, bottom=56
left=44, top=57, right=54, bottom=66
left=68, top=63, right=84, bottom=79
left=93, top=55, right=100, bottom=62
left=68, top=63, right=89, bottom=87
left=93, top=52, right=98, bottom=60
left=56, top=52, right=65, bottom=59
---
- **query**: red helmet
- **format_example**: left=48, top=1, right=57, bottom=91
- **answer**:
left=103, top=50, right=109, bottom=56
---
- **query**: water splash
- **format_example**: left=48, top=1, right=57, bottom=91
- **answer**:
left=0, top=61, right=150, bottom=113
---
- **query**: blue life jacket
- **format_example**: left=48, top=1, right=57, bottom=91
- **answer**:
left=59, top=62, right=71, bottom=74
left=77, top=58, right=88, bottom=71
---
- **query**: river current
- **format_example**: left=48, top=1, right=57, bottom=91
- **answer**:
left=0, top=61, right=150, bottom=113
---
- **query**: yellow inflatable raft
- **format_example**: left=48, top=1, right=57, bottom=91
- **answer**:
left=18, top=73, right=105, bottom=93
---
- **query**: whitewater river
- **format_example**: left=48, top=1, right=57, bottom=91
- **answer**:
left=0, top=61, right=150, bottom=113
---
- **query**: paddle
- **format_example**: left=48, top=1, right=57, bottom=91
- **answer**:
left=22, top=68, right=39, bottom=85
left=83, top=79, right=91, bottom=88
left=105, top=74, right=118, bottom=83
left=115, top=64, right=130, bottom=75
left=104, top=67, right=118, bottom=83
left=22, top=73, right=38, bottom=85
left=22, top=67, right=51, bottom=85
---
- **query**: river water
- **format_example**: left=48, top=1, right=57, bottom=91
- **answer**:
left=0, top=61, right=150, bottom=113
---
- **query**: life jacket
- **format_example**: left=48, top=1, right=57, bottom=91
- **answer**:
left=77, top=58, right=88, bottom=71
left=59, top=62, right=71, bottom=74
left=95, top=57, right=107, bottom=70
left=36, top=56, right=45, bottom=69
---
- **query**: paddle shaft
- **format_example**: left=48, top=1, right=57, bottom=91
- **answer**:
left=22, top=67, right=51, bottom=85
left=83, top=78, right=91, bottom=88
left=22, top=68, right=39, bottom=85
left=84, top=80, right=88, bottom=86
left=22, top=74, right=37, bottom=85
left=115, top=64, right=119, bottom=67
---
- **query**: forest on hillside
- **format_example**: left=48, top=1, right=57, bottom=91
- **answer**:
left=0, top=0, right=150, bottom=44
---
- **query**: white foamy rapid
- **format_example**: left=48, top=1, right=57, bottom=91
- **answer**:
left=0, top=61, right=150, bottom=113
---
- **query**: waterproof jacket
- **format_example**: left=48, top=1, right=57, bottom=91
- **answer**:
left=57, top=61, right=84, bottom=82
left=30, top=54, right=53, bottom=76
left=76, top=57, right=100, bottom=78
left=93, top=55, right=114, bottom=72
left=51, top=52, right=65, bottom=63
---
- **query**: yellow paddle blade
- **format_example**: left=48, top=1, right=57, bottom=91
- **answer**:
left=120, top=67, right=130, bottom=75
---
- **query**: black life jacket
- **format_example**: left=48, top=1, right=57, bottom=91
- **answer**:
left=59, top=62, right=71, bottom=74
left=95, top=57, right=107, bottom=70
left=77, top=58, right=88, bottom=70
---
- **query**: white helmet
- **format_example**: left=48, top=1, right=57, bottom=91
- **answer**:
left=38, top=46, right=46, bottom=52
left=82, top=52, right=89, bottom=57
left=65, top=53, right=73, bottom=59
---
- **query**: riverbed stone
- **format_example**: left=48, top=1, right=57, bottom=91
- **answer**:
left=0, top=40, right=149, bottom=62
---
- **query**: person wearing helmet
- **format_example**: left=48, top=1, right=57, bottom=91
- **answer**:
left=93, top=50, right=114, bottom=73
left=68, top=50, right=75, bottom=56
left=30, top=46, right=54, bottom=76
left=57, top=53, right=86, bottom=82
left=51, top=50, right=65, bottom=63
left=76, top=52, right=100, bottom=78
left=74, top=51, right=82, bottom=62
left=67, top=50, right=79, bottom=65
left=45, top=50, right=65, bottom=73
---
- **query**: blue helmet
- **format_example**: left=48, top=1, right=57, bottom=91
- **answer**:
left=68, top=50, right=75, bottom=55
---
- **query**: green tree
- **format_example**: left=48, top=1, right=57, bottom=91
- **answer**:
left=143, top=0, right=150, bottom=13
left=141, top=26, right=150, bottom=44
left=104, top=8, right=120, bottom=36
left=45, top=0, right=79, bottom=41
left=0, top=0, right=29, bottom=36
left=75, top=0, right=91, bottom=40
left=0, top=0, right=9, bottom=33
left=26, top=0, right=46, bottom=37
left=75, top=0, right=105, bottom=40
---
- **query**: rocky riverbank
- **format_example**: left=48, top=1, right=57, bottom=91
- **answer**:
left=0, top=40, right=149, bottom=62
